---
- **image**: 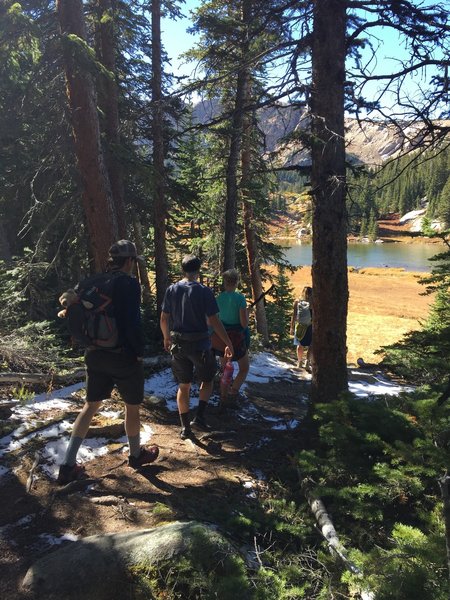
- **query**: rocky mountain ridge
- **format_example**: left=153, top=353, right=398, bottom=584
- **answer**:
left=193, top=100, right=447, bottom=167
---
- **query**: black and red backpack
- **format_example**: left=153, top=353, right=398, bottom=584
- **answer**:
left=58, top=271, right=124, bottom=349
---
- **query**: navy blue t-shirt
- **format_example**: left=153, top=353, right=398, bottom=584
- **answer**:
left=161, top=280, right=219, bottom=350
left=112, top=273, right=143, bottom=357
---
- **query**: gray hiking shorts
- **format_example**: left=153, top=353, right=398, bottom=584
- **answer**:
left=85, top=349, right=144, bottom=405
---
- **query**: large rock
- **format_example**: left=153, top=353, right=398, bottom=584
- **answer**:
left=22, top=521, right=248, bottom=600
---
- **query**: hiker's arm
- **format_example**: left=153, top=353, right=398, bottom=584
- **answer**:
left=290, top=301, right=298, bottom=334
left=207, top=314, right=234, bottom=359
left=239, top=307, right=249, bottom=329
left=160, top=311, right=171, bottom=352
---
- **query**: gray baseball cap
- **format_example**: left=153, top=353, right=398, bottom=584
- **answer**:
left=109, top=240, right=145, bottom=265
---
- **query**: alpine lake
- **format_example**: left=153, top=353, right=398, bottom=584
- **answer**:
left=278, top=240, right=445, bottom=272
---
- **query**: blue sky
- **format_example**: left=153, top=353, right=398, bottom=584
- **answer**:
left=161, top=1, right=445, bottom=114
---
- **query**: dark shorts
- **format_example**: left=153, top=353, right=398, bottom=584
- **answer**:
left=212, top=328, right=248, bottom=361
left=171, top=348, right=217, bottom=384
left=294, top=325, right=312, bottom=348
left=85, top=349, right=144, bottom=405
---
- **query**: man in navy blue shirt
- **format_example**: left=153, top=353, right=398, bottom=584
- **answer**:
left=160, top=255, right=233, bottom=439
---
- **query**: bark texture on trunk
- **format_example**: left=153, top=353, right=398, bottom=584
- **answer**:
left=241, top=77, right=269, bottom=345
left=132, top=212, right=152, bottom=305
left=57, top=0, right=117, bottom=272
left=96, top=0, right=127, bottom=238
left=310, top=0, right=348, bottom=402
left=151, top=0, right=169, bottom=314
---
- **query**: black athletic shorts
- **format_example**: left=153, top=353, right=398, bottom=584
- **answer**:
left=85, top=349, right=144, bottom=405
left=171, top=348, right=217, bottom=384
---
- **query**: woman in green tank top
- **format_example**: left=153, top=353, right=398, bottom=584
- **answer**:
left=215, top=269, right=250, bottom=404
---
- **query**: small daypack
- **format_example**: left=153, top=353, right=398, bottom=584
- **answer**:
left=297, top=300, right=312, bottom=326
left=59, top=271, right=124, bottom=349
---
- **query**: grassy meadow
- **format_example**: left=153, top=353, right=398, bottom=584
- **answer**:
left=272, top=266, right=433, bottom=365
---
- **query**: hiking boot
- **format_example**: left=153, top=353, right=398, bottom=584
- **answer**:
left=180, top=427, right=194, bottom=440
left=128, top=445, right=159, bottom=469
left=57, top=463, right=85, bottom=485
left=190, top=415, right=211, bottom=431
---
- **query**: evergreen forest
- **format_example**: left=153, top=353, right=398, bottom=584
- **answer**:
left=1, top=0, right=450, bottom=598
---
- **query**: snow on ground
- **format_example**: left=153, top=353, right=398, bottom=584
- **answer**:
left=246, top=352, right=300, bottom=384
left=0, top=353, right=413, bottom=480
left=348, top=370, right=414, bottom=397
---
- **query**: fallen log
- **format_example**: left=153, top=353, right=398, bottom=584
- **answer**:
left=0, top=356, right=171, bottom=386
left=26, top=451, right=40, bottom=493
left=300, top=474, right=374, bottom=600
left=0, top=370, right=85, bottom=385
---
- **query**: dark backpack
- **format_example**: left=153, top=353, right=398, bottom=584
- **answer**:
left=59, top=271, right=124, bottom=349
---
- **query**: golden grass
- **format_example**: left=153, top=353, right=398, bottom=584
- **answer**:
left=268, top=266, right=433, bottom=365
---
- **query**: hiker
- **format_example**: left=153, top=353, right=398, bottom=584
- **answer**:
left=160, top=255, right=234, bottom=440
left=290, top=286, right=313, bottom=371
left=213, top=269, right=250, bottom=404
left=57, top=240, right=159, bottom=484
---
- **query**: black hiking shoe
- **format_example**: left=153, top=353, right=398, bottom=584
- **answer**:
left=57, top=463, right=86, bottom=485
left=190, top=415, right=211, bottom=431
left=128, top=446, right=159, bottom=469
left=180, top=427, right=194, bottom=440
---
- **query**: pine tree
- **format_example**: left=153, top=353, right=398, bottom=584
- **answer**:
left=368, top=208, right=378, bottom=241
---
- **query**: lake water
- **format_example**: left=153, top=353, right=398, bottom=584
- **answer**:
left=279, top=241, right=444, bottom=272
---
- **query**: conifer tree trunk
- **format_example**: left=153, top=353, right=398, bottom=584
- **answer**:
left=131, top=211, right=152, bottom=305
left=96, top=0, right=127, bottom=238
left=0, top=220, right=12, bottom=265
left=151, top=0, right=169, bottom=313
left=241, top=81, right=270, bottom=345
left=57, top=0, right=117, bottom=272
left=223, top=0, right=251, bottom=272
left=310, top=0, right=348, bottom=402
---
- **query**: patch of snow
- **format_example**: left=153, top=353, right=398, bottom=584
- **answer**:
left=246, top=352, right=299, bottom=383
left=38, top=533, right=79, bottom=546
left=349, top=373, right=413, bottom=397
left=272, top=419, right=300, bottom=430
left=98, top=409, right=122, bottom=419
left=0, top=420, right=73, bottom=458
left=237, top=403, right=260, bottom=420
left=33, top=382, right=86, bottom=404
left=261, top=415, right=283, bottom=423
left=399, top=208, right=426, bottom=224
left=0, top=514, right=34, bottom=538
left=15, top=399, right=74, bottom=416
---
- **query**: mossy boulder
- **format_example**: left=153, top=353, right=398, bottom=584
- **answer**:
left=22, top=521, right=252, bottom=600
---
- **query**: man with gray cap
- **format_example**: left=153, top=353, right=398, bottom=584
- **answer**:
left=160, top=254, right=234, bottom=440
left=57, top=240, right=159, bottom=484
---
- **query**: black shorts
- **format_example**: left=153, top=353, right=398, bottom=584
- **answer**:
left=85, top=349, right=144, bottom=405
left=213, top=329, right=247, bottom=361
left=171, top=348, right=217, bottom=384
